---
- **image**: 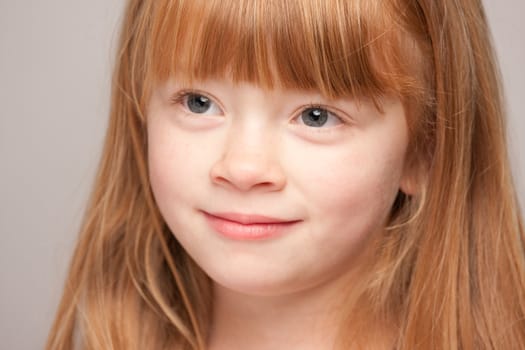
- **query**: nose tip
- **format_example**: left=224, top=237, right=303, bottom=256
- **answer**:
left=210, top=152, right=286, bottom=192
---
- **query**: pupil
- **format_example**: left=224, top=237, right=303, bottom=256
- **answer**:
left=301, top=108, right=328, bottom=127
left=188, top=94, right=210, bottom=113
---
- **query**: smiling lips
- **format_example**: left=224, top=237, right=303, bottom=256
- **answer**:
left=202, top=211, right=301, bottom=240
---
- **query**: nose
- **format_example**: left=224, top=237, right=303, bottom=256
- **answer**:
left=210, top=131, right=286, bottom=192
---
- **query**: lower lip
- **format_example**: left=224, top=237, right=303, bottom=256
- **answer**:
left=203, top=213, right=299, bottom=241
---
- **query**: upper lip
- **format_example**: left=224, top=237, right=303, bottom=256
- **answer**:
left=203, top=211, right=300, bottom=225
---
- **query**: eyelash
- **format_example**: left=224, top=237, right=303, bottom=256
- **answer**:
left=292, top=104, right=346, bottom=129
left=170, top=90, right=224, bottom=115
left=169, top=90, right=349, bottom=129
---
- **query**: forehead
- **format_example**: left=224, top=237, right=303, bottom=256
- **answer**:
left=144, top=0, right=425, bottom=102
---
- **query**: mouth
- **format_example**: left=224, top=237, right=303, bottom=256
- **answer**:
left=201, top=211, right=302, bottom=240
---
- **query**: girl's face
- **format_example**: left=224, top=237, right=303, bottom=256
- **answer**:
left=147, top=78, right=412, bottom=296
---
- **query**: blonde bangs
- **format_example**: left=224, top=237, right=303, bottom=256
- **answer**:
left=146, top=0, right=427, bottom=101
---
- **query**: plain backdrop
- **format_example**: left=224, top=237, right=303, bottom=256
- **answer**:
left=0, top=1, right=523, bottom=349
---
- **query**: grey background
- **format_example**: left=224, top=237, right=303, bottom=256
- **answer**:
left=0, top=1, right=523, bottom=349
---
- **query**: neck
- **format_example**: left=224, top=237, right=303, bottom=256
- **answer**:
left=206, top=269, right=393, bottom=350
left=207, top=283, right=344, bottom=350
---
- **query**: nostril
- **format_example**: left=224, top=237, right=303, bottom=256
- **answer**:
left=211, top=175, right=231, bottom=188
left=209, top=155, right=286, bottom=192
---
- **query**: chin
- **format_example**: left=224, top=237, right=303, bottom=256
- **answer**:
left=205, top=260, right=336, bottom=298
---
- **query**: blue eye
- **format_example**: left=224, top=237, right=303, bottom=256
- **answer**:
left=298, top=107, right=342, bottom=127
left=181, top=93, right=222, bottom=115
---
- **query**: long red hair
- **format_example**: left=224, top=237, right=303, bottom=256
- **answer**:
left=47, top=0, right=525, bottom=349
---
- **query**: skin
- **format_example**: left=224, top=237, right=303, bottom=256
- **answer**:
left=147, top=78, right=412, bottom=349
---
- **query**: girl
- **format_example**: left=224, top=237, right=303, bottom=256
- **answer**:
left=47, top=0, right=525, bottom=349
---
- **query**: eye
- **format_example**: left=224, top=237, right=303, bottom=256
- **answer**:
left=295, top=106, right=343, bottom=128
left=178, top=92, right=223, bottom=115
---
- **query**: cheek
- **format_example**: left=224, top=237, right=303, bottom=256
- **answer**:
left=149, top=131, right=181, bottom=199
left=147, top=122, right=204, bottom=213
left=288, top=142, right=405, bottom=235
